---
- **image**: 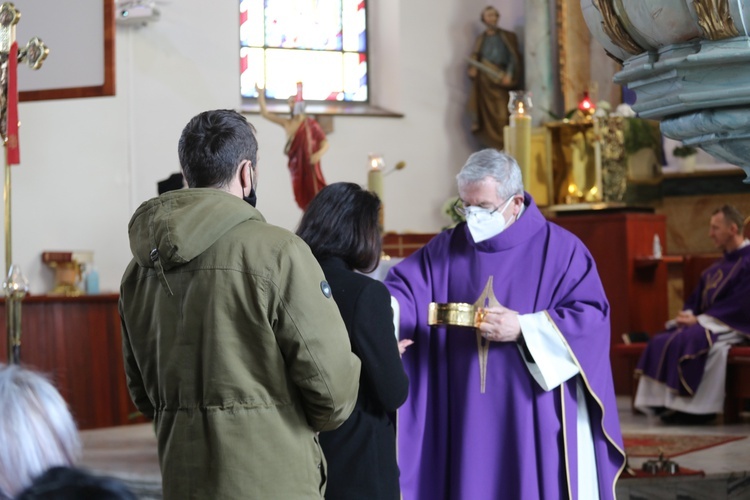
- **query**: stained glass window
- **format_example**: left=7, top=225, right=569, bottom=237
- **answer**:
left=240, top=0, right=368, bottom=103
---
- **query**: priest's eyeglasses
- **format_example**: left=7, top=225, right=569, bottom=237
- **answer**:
left=452, top=199, right=503, bottom=220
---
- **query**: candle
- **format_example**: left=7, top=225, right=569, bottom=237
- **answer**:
left=511, top=113, right=532, bottom=182
left=367, top=154, right=385, bottom=231
left=508, top=91, right=533, bottom=188
left=367, top=154, right=384, bottom=201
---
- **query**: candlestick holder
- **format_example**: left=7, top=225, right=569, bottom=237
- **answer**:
left=508, top=90, right=533, bottom=117
left=2, top=263, right=29, bottom=364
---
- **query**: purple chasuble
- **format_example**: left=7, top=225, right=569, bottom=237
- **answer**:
left=637, top=245, right=750, bottom=396
left=385, top=194, right=625, bottom=500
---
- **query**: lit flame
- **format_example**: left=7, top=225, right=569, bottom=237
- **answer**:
left=578, top=91, right=595, bottom=115
left=369, top=154, right=384, bottom=171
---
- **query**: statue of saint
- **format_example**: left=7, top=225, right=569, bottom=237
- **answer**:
left=256, top=83, right=328, bottom=210
left=467, top=6, right=523, bottom=150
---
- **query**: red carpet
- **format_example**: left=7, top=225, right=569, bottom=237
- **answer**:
left=623, top=433, right=746, bottom=458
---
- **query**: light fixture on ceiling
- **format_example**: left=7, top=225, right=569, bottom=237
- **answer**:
left=115, top=1, right=161, bottom=27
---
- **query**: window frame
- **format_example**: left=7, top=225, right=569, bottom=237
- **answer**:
left=239, top=0, right=400, bottom=117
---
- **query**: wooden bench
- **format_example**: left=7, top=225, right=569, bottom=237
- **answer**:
left=614, top=342, right=750, bottom=423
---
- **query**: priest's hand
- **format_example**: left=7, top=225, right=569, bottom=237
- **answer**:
left=477, top=306, right=521, bottom=342
left=675, top=310, right=698, bottom=327
left=398, top=339, right=414, bottom=355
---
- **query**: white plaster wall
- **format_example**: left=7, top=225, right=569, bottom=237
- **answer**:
left=1, top=0, right=525, bottom=295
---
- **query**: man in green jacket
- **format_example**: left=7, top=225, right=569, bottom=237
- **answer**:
left=119, top=109, right=361, bottom=499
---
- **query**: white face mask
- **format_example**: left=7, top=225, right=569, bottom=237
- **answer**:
left=465, top=196, right=515, bottom=243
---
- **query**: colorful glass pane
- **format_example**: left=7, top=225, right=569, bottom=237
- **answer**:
left=265, top=49, right=344, bottom=100
left=240, top=0, right=368, bottom=103
left=240, top=47, right=265, bottom=98
left=342, top=0, right=366, bottom=52
left=264, top=0, right=342, bottom=50
left=239, top=0, right=264, bottom=47
left=343, top=52, right=367, bottom=101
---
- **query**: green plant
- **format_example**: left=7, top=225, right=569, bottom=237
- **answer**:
left=623, top=118, right=662, bottom=155
left=673, top=145, right=698, bottom=157
left=442, top=196, right=465, bottom=228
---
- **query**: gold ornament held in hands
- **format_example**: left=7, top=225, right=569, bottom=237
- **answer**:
left=428, top=302, right=483, bottom=328
left=426, top=276, right=499, bottom=393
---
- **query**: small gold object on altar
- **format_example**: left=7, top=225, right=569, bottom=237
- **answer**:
left=41, top=251, right=92, bottom=296
left=428, top=302, right=482, bottom=328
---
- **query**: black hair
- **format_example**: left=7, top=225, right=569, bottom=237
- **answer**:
left=296, top=182, right=382, bottom=273
left=178, top=109, right=258, bottom=189
left=14, top=467, right=137, bottom=500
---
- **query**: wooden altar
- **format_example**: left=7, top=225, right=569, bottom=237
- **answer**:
left=0, top=294, right=142, bottom=430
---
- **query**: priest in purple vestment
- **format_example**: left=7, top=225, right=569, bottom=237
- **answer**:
left=635, top=205, right=750, bottom=420
left=384, top=149, right=625, bottom=500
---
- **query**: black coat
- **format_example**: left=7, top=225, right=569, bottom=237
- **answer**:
left=318, top=257, right=409, bottom=500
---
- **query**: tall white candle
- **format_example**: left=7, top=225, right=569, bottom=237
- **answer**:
left=367, top=154, right=385, bottom=230
left=367, top=154, right=384, bottom=201
left=511, top=112, right=532, bottom=183
left=508, top=92, right=533, bottom=189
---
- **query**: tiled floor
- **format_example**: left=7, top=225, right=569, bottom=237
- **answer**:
left=78, top=397, right=750, bottom=499
left=617, top=397, right=750, bottom=499
left=79, top=423, right=161, bottom=499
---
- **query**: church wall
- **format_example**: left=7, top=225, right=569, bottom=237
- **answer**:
left=1, top=0, right=527, bottom=295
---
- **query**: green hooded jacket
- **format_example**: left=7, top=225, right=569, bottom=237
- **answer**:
left=119, top=189, right=361, bottom=499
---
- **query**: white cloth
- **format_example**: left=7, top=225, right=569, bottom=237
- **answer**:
left=634, top=324, right=744, bottom=415
left=518, top=312, right=600, bottom=500
left=391, top=296, right=400, bottom=342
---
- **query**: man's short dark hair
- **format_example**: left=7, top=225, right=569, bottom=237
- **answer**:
left=713, top=204, right=744, bottom=232
left=15, top=467, right=137, bottom=500
left=296, top=182, right=382, bottom=273
left=178, top=110, right=258, bottom=189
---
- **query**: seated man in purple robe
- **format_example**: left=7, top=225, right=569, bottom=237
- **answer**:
left=635, top=205, right=750, bottom=423
left=384, top=149, right=625, bottom=500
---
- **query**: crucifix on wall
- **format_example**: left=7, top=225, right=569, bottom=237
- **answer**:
left=0, top=1, right=48, bottom=364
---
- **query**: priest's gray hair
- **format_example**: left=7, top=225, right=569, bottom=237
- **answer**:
left=457, top=149, right=524, bottom=201
left=0, top=364, right=81, bottom=497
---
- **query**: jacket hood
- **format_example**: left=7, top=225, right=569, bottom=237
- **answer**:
left=128, top=188, right=264, bottom=273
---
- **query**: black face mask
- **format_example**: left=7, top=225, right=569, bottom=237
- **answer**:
left=243, top=165, right=257, bottom=207
left=243, top=188, right=257, bottom=207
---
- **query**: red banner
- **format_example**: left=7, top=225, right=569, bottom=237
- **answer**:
left=6, top=41, right=20, bottom=165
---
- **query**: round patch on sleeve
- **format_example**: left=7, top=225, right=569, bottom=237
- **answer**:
left=320, top=281, right=332, bottom=298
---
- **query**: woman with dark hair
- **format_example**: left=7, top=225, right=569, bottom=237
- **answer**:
left=297, top=182, right=410, bottom=499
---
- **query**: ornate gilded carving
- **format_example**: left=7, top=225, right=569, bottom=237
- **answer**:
left=591, top=0, right=644, bottom=55
left=599, top=116, right=628, bottom=202
left=693, top=0, right=739, bottom=40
